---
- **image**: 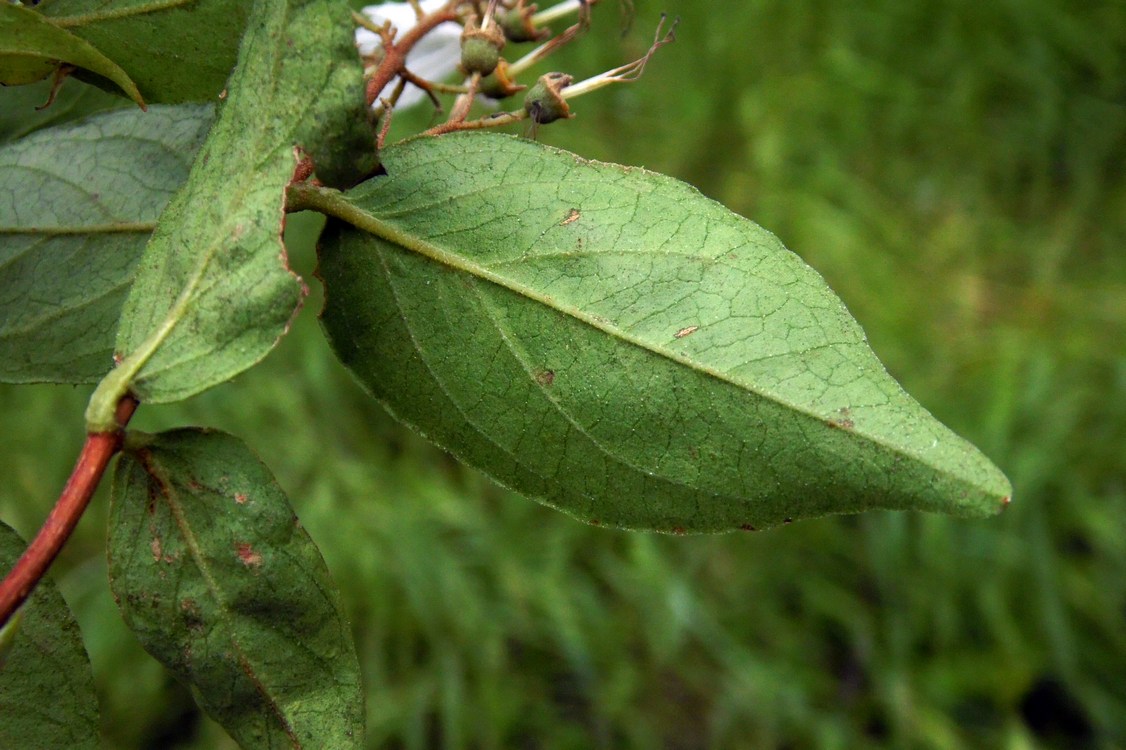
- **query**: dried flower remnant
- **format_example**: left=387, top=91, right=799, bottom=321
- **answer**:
left=553, top=13, right=676, bottom=100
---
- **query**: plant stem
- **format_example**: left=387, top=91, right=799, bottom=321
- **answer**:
left=0, top=396, right=138, bottom=628
left=365, top=1, right=463, bottom=107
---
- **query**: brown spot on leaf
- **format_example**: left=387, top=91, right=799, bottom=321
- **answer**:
left=782, top=518, right=793, bottom=525
left=151, top=536, right=162, bottom=561
left=671, top=526, right=686, bottom=535
left=674, top=325, right=699, bottom=339
left=235, top=542, right=262, bottom=567
left=740, top=524, right=757, bottom=532
left=589, top=519, right=601, bottom=526
left=829, top=418, right=855, bottom=430
left=535, top=369, right=555, bottom=387
left=234, top=492, right=248, bottom=504
left=561, top=208, right=581, bottom=225
left=180, top=599, right=204, bottom=632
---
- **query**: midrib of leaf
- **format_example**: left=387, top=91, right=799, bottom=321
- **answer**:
left=0, top=222, right=155, bottom=234
left=49, top=0, right=194, bottom=28
left=86, top=241, right=215, bottom=422
left=85, top=161, right=279, bottom=430
left=130, top=446, right=302, bottom=746
left=301, top=184, right=990, bottom=492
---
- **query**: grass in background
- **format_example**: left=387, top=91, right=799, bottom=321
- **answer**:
left=1, top=0, right=1124, bottom=747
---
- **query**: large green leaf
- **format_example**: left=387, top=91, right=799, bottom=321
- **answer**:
left=314, top=132, right=1012, bottom=532
left=108, top=428, right=364, bottom=749
left=86, top=0, right=372, bottom=429
left=30, top=0, right=250, bottom=103
left=0, top=522, right=99, bottom=749
left=0, top=2, right=144, bottom=107
left=0, top=104, right=214, bottom=384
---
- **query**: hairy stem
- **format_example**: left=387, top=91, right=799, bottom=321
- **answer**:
left=0, top=396, right=138, bottom=627
left=365, top=1, right=462, bottom=107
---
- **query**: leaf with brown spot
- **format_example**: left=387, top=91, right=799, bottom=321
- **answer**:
left=108, top=428, right=363, bottom=748
left=317, top=132, right=1012, bottom=532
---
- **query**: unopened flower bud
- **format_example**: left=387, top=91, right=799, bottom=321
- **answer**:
left=523, top=72, right=573, bottom=124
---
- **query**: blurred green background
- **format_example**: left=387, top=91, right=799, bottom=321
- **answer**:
left=2, top=0, right=1125, bottom=747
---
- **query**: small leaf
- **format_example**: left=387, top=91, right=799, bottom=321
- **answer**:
left=108, top=428, right=364, bottom=749
left=0, top=522, right=100, bottom=749
left=30, top=0, right=250, bottom=104
left=0, top=104, right=214, bottom=384
left=88, top=0, right=372, bottom=429
left=0, top=2, right=145, bottom=107
left=316, top=132, right=1012, bottom=532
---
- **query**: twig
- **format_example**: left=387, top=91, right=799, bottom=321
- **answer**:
left=423, top=108, right=528, bottom=136
left=365, top=1, right=463, bottom=107
left=0, top=396, right=138, bottom=627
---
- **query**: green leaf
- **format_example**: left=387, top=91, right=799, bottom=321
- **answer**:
left=0, top=78, right=127, bottom=144
left=0, top=104, right=214, bottom=384
left=0, top=522, right=100, bottom=749
left=108, top=428, right=364, bottom=749
left=30, top=0, right=250, bottom=104
left=314, top=132, right=1012, bottom=532
left=86, top=0, right=372, bottom=429
left=0, top=2, right=144, bottom=107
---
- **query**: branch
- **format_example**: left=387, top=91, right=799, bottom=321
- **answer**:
left=0, top=396, right=138, bottom=627
left=365, top=1, right=462, bottom=107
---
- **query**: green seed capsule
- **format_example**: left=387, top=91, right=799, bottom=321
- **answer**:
left=523, top=72, right=574, bottom=124
left=498, top=3, right=550, bottom=43
left=480, top=59, right=526, bottom=100
left=460, top=23, right=506, bottom=76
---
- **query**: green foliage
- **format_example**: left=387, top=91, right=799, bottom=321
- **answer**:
left=109, top=428, right=363, bottom=748
left=0, top=77, right=126, bottom=143
left=0, top=523, right=98, bottom=749
left=317, top=133, right=1008, bottom=531
left=0, top=3, right=143, bottom=105
left=30, top=0, right=250, bottom=103
left=1, top=0, right=1121, bottom=748
left=86, top=0, right=368, bottom=428
left=0, top=105, right=213, bottom=383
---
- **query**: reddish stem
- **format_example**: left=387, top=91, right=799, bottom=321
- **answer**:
left=366, top=3, right=462, bottom=107
left=0, top=396, right=138, bottom=627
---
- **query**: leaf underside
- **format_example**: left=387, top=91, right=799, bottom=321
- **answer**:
left=0, top=104, right=214, bottom=384
left=0, top=522, right=99, bottom=749
left=105, top=0, right=370, bottom=411
left=109, top=428, right=364, bottom=749
left=318, top=132, right=1011, bottom=532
